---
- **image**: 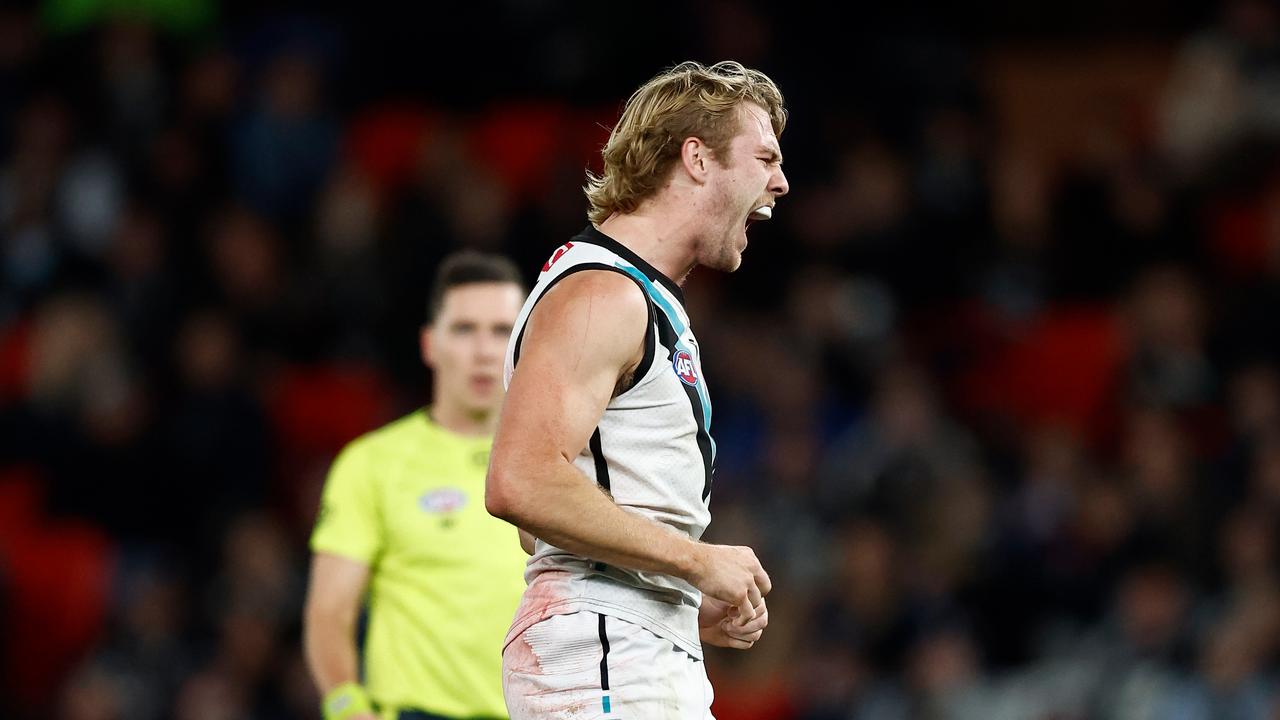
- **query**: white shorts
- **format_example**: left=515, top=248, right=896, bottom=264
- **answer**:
left=502, top=611, right=715, bottom=720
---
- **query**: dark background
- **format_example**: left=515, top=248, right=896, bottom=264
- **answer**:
left=5, top=0, right=1280, bottom=718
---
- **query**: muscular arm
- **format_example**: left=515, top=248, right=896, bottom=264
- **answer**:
left=486, top=270, right=771, bottom=621
left=486, top=271, right=700, bottom=575
left=303, top=553, right=372, bottom=697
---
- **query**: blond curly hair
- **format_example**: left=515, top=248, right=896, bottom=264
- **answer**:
left=585, top=61, right=787, bottom=224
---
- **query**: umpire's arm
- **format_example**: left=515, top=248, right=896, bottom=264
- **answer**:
left=304, top=553, right=377, bottom=719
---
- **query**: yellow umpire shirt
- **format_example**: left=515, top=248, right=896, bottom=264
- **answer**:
left=310, top=409, right=528, bottom=719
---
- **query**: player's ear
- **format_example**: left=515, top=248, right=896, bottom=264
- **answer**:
left=680, top=137, right=710, bottom=184
left=419, top=324, right=435, bottom=369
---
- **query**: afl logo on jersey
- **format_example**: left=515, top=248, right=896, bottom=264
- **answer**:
left=419, top=487, right=467, bottom=514
left=673, top=350, right=699, bottom=386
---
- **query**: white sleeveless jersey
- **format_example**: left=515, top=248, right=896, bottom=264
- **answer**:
left=502, top=225, right=716, bottom=659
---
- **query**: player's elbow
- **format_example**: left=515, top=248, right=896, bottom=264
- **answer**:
left=484, top=485, right=511, bottom=522
left=485, top=465, right=520, bottom=523
left=487, top=444, right=562, bottom=526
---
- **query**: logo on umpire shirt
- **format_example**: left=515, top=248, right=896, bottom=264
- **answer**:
left=673, top=349, right=698, bottom=386
left=418, top=487, right=467, bottom=514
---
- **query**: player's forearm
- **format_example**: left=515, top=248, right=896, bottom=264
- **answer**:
left=487, top=458, right=700, bottom=580
left=303, top=608, right=362, bottom=694
left=530, top=490, right=699, bottom=578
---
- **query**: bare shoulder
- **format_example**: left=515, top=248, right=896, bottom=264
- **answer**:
left=527, top=269, right=648, bottom=343
left=539, top=269, right=648, bottom=316
left=518, top=269, right=649, bottom=390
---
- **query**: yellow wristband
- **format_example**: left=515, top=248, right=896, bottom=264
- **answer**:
left=322, top=682, right=373, bottom=720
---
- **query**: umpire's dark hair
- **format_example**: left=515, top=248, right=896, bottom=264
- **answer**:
left=425, top=250, right=525, bottom=323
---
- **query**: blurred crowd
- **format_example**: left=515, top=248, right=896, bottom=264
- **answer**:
left=4, top=1, right=1280, bottom=718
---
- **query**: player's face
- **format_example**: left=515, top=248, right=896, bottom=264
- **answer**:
left=422, top=282, right=523, bottom=417
left=699, top=102, right=789, bottom=272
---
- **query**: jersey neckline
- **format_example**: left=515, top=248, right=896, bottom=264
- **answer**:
left=576, top=225, right=686, bottom=305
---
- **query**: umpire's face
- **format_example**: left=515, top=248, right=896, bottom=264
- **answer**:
left=421, top=281, right=524, bottom=416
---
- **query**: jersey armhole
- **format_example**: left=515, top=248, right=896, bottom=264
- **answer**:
left=618, top=280, right=656, bottom=396
left=511, top=265, right=657, bottom=396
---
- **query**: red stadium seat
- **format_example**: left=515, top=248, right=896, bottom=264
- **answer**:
left=266, top=362, right=394, bottom=457
left=0, top=467, right=112, bottom=710
left=0, top=317, right=32, bottom=403
left=960, top=304, right=1127, bottom=441
left=466, top=102, right=569, bottom=202
left=347, top=104, right=440, bottom=196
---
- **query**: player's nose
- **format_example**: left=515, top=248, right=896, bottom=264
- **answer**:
left=770, top=166, right=789, bottom=198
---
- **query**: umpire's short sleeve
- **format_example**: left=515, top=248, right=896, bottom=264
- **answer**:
left=310, top=440, right=382, bottom=564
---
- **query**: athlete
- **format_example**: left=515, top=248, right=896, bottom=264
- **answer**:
left=304, top=251, right=528, bottom=720
left=486, top=61, right=790, bottom=718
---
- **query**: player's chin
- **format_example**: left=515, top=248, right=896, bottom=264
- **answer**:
left=726, top=249, right=745, bottom=272
left=709, top=246, right=744, bottom=273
